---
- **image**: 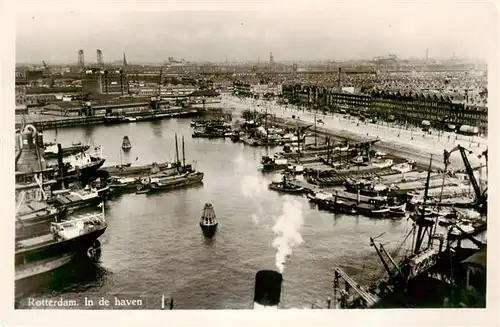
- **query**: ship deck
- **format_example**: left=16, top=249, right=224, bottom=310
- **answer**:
left=17, top=234, right=54, bottom=250
left=16, top=212, right=106, bottom=253
left=17, top=202, right=58, bottom=222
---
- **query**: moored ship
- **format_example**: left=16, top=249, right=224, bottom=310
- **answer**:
left=268, top=174, right=305, bottom=194
left=200, top=203, right=218, bottom=238
left=15, top=211, right=107, bottom=281
left=43, top=142, right=91, bottom=159
left=135, top=134, right=204, bottom=194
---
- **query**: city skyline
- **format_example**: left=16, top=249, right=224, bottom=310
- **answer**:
left=15, top=1, right=497, bottom=65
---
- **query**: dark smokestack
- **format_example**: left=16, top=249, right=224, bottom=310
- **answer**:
left=338, top=67, right=341, bottom=90
left=253, top=270, right=283, bottom=308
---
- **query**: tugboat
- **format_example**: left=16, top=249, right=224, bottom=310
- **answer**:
left=121, top=136, right=132, bottom=151
left=200, top=203, right=218, bottom=238
left=268, top=174, right=305, bottom=194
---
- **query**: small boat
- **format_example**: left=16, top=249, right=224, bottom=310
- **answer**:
left=285, top=164, right=304, bottom=175
left=438, top=217, right=456, bottom=226
left=371, top=159, right=394, bottom=169
left=307, top=191, right=333, bottom=205
left=449, top=222, right=475, bottom=237
left=261, top=155, right=289, bottom=172
left=356, top=203, right=390, bottom=217
left=330, top=199, right=358, bottom=215
left=121, top=136, right=132, bottom=151
left=389, top=203, right=407, bottom=216
left=268, top=175, right=305, bottom=194
left=108, top=176, right=141, bottom=195
left=126, top=117, right=137, bottom=123
left=200, top=203, right=218, bottom=238
left=231, top=132, right=241, bottom=142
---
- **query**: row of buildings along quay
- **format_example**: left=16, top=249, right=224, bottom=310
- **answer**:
left=16, top=54, right=487, bottom=136
left=14, top=51, right=487, bottom=309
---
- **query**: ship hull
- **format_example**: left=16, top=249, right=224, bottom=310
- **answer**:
left=138, top=172, right=204, bottom=194
left=268, top=183, right=304, bottom=194
left=101, top=163, right=185, bottom=177
left=15, top=228, right=105, bottom=281
left=55, top=158, right=106, bottom=185
left=200, top=223, right=218, bottom=238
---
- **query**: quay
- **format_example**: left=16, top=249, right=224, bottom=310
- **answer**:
left=15, top=108, right=200, bottom=130
left=269, top=117, right=444, bottom=171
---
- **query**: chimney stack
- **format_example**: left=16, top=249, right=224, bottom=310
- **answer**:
left=253, top=270, right=283, bottom=309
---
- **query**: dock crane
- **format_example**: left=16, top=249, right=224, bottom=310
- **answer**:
left=443, top=145, right=487, bottom=216
left=152, top=64, right=166, bottom=111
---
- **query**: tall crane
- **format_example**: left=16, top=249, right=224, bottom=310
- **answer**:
left=154, top=64, right=166, bottom=111
left=443, top=145, right=487, bottom=216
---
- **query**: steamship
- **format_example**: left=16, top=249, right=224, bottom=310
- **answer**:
left=47, top=146, right=106, bottom=183
left=15, top=211, right=107, bottom=281
left=17, top=128, right=106, bottom=184
left=15, top=125, right=108, bottom=281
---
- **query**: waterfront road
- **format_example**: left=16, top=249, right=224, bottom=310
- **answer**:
left=219, top=95, right=487, bottom=172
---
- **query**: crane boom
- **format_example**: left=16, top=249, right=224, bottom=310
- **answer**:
left=444, top=145, right=486, bottom=215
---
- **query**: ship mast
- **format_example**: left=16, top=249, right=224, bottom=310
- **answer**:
left=182, top=136, right=186, bottom=168
left=174, top=133, right=180, bottom=168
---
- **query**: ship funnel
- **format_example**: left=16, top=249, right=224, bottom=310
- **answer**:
left=253, top=270, right=282, bottom=309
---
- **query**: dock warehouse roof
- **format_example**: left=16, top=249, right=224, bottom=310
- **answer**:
left=43, top=102, right=81, bottom=111
left=189, top=90, right=220, bottom=97
left=26, top=87, right=81, bottom=95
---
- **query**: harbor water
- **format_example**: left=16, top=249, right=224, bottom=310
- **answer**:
left=16, top=118, right=416, bottom=309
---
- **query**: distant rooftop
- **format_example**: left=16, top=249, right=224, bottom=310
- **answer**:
left=26, top=87, right=80, bottom=95
left=190, top=90, right=220, bottom=97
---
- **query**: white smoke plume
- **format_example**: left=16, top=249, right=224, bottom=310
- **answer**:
left=235, top=155, right=305, bottom=272
left=272, top=197, right=304, bottom=273
left=242, top=175, right=268, bottom=226
left=235, top=155, right=269, bottom=226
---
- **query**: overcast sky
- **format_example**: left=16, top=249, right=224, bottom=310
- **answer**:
left=15, top=1, right=497, bottom=64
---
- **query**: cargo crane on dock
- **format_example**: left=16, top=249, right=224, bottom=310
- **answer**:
left=151, top=64, right=166, bottom=111
left=443, top=145, right=487, bottom=216
left=333, top=155, right=452, bottom=308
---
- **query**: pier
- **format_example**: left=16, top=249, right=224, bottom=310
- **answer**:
left=15, top=108, right=200, bottom=130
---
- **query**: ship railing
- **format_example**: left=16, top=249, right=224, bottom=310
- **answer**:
left=51, top=212, right=106, bottom=231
